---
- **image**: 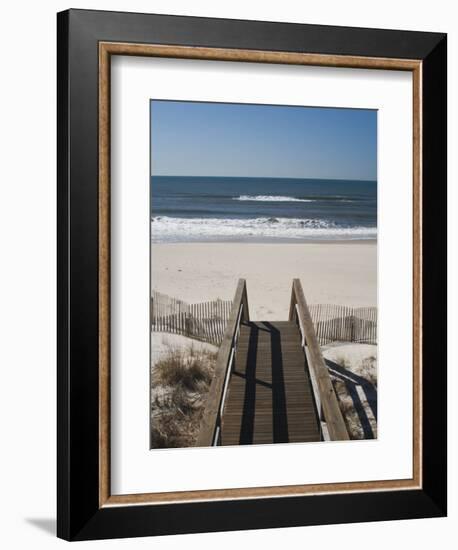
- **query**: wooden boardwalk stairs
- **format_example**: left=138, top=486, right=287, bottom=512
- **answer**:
left=197, top=279, right=350, bottom=447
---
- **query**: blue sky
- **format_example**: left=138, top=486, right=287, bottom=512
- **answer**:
left=150, top=100, right=377, bottom=180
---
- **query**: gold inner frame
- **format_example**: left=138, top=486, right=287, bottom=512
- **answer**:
left=98, top=42, right=422, bottom=507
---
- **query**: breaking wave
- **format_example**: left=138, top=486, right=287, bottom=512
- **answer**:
left=151, top=216, right=377, bottom=242
left=233, top=195, right=314, bottom=202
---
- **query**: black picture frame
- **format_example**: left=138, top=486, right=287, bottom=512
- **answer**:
left=57, top=8, right=447, bottom=541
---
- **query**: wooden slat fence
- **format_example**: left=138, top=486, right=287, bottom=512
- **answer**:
left=151, top=290, right=233, bottom=346
left=308, top=304, right=377, bottom=345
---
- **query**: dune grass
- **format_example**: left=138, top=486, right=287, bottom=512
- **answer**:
left=151, top=344, right=217, bottom=448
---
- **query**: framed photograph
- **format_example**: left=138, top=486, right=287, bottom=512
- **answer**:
left=57, top=9, right=447, bottom=541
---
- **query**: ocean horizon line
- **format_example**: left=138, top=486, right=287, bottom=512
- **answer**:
left=151, top=174, right=377, bottom=183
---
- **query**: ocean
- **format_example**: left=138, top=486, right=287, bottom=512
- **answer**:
left=150, top=176, right=377, bottom=243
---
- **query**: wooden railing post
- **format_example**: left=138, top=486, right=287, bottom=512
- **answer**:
left=241, top=281, right=250, bottom=323
left=290, top=279, right=349, bottom=441
left=289, top=285, right=298, bottom=322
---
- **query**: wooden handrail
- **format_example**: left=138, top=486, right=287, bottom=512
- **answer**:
left=289, top=279, right=349, bottom=441
left=196, top=279, right=249, bottom=446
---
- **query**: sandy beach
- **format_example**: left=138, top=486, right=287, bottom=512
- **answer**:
left=151, top=241, right=376, bottom=320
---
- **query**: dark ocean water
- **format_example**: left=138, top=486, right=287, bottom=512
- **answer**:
left=150, top=176, right=377, bottom=243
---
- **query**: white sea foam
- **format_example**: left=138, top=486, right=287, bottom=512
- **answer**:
left=233, top=195, right=314, bottom=202
left=151, top=216, right=377, bottom=242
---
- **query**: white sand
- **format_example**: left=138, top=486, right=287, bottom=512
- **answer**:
left=322, top=343, right=378, bottom=388
left=151, top=333, right=218, bottom=368
left=151, top=242, right=376, bottom=320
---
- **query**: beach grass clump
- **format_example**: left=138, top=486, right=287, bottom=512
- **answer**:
left=359, top=355, right=377, bottom=386
left=151, top=344, right=217, bottom=448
